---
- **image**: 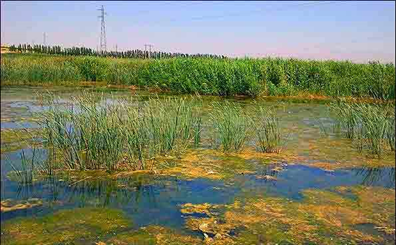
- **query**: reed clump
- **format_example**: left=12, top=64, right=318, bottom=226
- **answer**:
left=210, top=102, right=251, bottom=152
left=253, top=107, right=282, bottom=153
left=37, top=93, right=202, bottom=171
left=331, top=100, right=395, bottom=157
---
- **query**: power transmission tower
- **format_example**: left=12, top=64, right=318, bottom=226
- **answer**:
left=98, top=5, right=107, bottom=53
left=43, top=32, right=47, bottom=46
left=144, top=44, right=153, bottom=59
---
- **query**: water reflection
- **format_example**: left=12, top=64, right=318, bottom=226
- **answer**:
left=355, top=167, right=395, bottom=188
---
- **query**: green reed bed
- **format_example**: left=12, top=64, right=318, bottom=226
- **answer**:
left=37, top=93, right=203, bottom=172
left=8, top=92, right=285, bottom=176
left=331, top=100, right=395, bottom=157
left=209, top=102, right=283, bottom=153
left=2, top=53, right=395, bottom=99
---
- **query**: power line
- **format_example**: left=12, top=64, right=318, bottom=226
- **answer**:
left=98, top=5, right=107, bottom=52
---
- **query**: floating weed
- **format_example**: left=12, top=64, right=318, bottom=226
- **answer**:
left=1, top=128, right=43, bottom=154
left=105, top=225, right=201, bottom=245
left=183, top=186, right=395, bottom=244
left=1, top=207, right=131, bottom=245
left=0, top=198, right=43, bottom=213
left=155, top=148, right=257, bottom=180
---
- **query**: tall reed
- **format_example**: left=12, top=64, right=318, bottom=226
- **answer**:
left=2, top=53, right=395, bottom=99
left=37, top=93, right=202, bottom=171
left=210, top=102, right=251, bottom=152
left=254, top=107, right=282, bottom=153
left=330, top=100, right=395, bottom=158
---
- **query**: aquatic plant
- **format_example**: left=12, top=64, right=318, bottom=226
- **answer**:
left=386, top=110, right=395, bottom=151
left=254, top=107, right=282, bottom=153
left=330, top=100, right=360, bottom=139
left=37, top=93, right=202, bottom=171
left=2, top=53, right=395, bottom=99
left=1, top=207, right=131, bottom=245
left=8, top=148, right=38, bottom=184
left=183, top=186, right=395, bottom=244
left=210, top=102, right=251, bottom=152
left=193, top=117, right=202, bottom=148
left=357, top=104, right=389, bottom=156
left=330, top=100, right=395, bottom=158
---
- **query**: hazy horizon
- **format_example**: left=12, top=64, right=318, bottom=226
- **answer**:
left=1, top=1, right=395, bottom=63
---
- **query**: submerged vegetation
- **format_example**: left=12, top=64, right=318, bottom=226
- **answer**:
left=0, top=128, right=42, bottom=154
left=2, top=53, right=395, bottom=99
left=182, top=186, right=395, bottom=244
left=1, top=207, right=131, bottom=245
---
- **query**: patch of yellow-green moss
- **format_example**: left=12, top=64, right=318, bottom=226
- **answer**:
left=182, top=186, right=395, bottom=245
left=1, top=207, right=131, bottom=245
left=104, top=225, right=201, bottom=245
left=1, top=128, right=43, bottom=154
left=155, top=149, right=258, bottom=180
left=0, top=198, right=43, bottom=213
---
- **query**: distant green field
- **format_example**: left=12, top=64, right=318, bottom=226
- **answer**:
left=1, top=53, right=395, bottom=99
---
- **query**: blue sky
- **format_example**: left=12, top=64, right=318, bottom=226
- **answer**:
left=1, top=1, right=395, bottom=63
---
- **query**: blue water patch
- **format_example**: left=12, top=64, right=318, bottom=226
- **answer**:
left=238, top=164, right=395, bottom=200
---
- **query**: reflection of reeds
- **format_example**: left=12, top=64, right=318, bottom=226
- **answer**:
left=331, top=100, right=395, bottom=158
left=355, top=167, right=395, bottom=188
left=8, top=148, right=37, bottom=184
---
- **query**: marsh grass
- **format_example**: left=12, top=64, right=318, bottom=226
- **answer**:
left=254, top=107, right=282, bottom=153
left=210, top=102, right=251, bottom=152
left=36, top=93, right=203, bottom=171
left=193, top=117, right=202, bottom=148
left=2, top=54, right=395, bottom=99
left=331, top=100, right=395, bottom=158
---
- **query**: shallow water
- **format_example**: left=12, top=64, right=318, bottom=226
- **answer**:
left=1, top=86, right=395, bottom=244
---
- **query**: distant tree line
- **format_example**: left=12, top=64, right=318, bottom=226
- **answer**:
left=8, top=44, right=227, bottom=59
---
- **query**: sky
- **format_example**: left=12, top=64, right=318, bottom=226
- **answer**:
left=1, top=1, right=395, bottom=63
